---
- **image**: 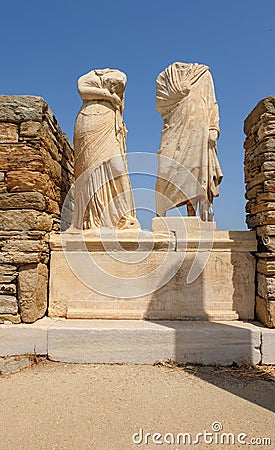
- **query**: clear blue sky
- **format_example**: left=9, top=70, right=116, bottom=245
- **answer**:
left=1, top=0, right=274, bottom=230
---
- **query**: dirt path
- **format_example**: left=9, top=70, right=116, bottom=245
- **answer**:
left=0, top=360, right=274, bottom=449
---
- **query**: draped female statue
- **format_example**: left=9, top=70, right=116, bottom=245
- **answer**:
left=155, top=62, right=223, bottom=221
left=71, top=68, right=140, bottom=230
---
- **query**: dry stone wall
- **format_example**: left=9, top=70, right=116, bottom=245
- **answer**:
left=244, top=96, right=275, bottom=328
left=0, top=96, right=74, bottom=323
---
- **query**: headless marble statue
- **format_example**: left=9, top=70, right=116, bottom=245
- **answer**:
left=155, top=62, right=223, bottom=221
left=71, top=68, right=140, bottom=230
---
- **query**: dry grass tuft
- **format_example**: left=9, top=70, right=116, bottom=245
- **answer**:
left=154, top=360, right=275, bottom=381
left=214, top=363, right=275, bottom=381
left=154, top=359, right=198, bottom=377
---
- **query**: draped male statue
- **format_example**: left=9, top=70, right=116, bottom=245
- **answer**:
left=155, top=62, right=223, bottom=221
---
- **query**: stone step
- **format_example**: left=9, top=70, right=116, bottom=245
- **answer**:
left=47, top=319, right=260, bottom=365
left=2, top=318, right=273, bottom=365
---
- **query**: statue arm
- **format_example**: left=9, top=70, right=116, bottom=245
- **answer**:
left=206, top=72, right=220, bottom=141
left=209, top=102, right=220, bottom=136
left=78, top=75, right=120, bottom=107
left=209, top=103, right=220, bottom=144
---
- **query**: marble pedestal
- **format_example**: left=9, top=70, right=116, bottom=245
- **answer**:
left=49, top=218, right=257, bottom=321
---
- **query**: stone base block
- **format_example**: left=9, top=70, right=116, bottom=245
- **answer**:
left=49, top=221, right=256, bottom=321
left=261, top=328, right=275, bottom=364
left=0, top=317, right=50, bottom=356
left=47, top=320, right=261, bottom=365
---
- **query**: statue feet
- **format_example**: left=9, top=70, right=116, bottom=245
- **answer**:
left=116, top=215, right=141, bottom=231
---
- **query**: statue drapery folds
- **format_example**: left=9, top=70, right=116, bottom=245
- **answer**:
left=155, top=62, right=223, bottom=221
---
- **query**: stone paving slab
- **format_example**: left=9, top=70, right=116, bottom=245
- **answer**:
left=0, top=317, right=52, bottom=357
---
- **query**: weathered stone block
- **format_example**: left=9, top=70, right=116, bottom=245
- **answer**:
left=0, top=96, right=46, bottom=123
left=250, top=202, right=275, bottom=214
left=18, top=263, right=48, bottom=323
left=6, top=171, right=61, bottom=203
left=6, top=170, right=49, bottom=193
left=44, top=109, right=63, bottom=143
left=0, top=192, right=45, bottom=210
left=262, top=161, right=275, bottom=171
left=45, top=184, right=61, bottom=204
left=0, top=295, right=18, bottom=314
left=45, top=197, right=60, bottom=214
left=39, top=130, right=61, bottom=162
left=248, top=172, right=275, bottom=191
left=258, top=126, right=275, bottom=139
left=0, top=251, right=42, bottom=265
left=0, top=313, right=21, bottom=324
left=257, top=193, right=275, bottom=202
left=246, top=211, right=275, bottom=228
left=257, top=273, right=275, bottom=299
left=264, top=180, right=275, bottom=193
left=245, top=139, right=275, bottom=158
left=0, top=284, right=16, bottom=295
left=254, top=139, right=275, bottom=157
left=243, top=134, right=256, bottom=152
left=244, top=96, right=275, bottom=135
left=0, top=210, right=53, bottom=231
left=255, top=296, right=275, bottom=328
left=0, top=144, right=45, bottom=171
left=20, top=121, right=42, bottom=137
left=62, top=139, right=74, bottom=164
left=0, top=264, right=17, bottom=282
left=245, top=215, right=256, bottom=229
left=1, top=239, right=44, bottom=253
left=0, top=123, right=18, bottom=142
left=257, top=235, right=275, bottom=252
left=257, top=225, right=275, bottom=236
left=245, top=185, right=263, bottom=201
left=0, top=236, right=48, bottom=259
left=45, top=158, right=62, bottom=185
left=257, top=258, right=275, bottom=275
left=244, top=168, right=260, bottom=183
left=246, top=173, right=264, bottom=191
left=0, top=230, right=47, bottom=239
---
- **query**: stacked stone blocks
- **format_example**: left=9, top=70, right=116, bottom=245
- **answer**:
left=244, top=96, right=275, bottom=327
left=0, top=96, right=74, bottom=323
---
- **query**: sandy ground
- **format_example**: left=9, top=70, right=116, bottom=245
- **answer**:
left=0, top=360, right=274, bottom=450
